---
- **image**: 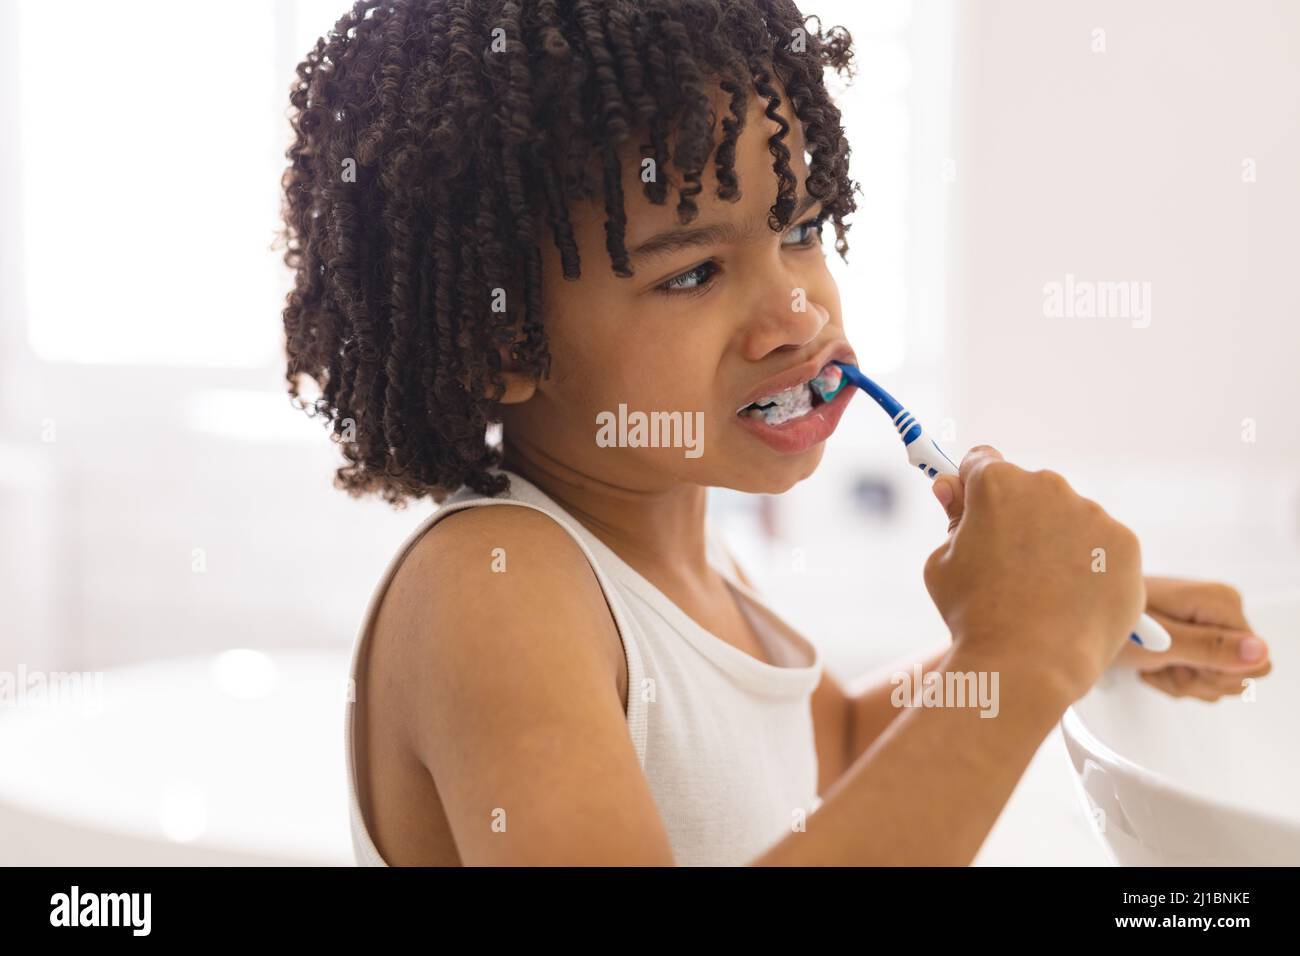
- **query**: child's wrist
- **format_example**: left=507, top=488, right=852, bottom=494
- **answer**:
left=942, top=635, right=1078, bottom=724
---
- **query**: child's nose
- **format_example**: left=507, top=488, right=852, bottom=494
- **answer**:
left=736, top=299, right=830, bottom=360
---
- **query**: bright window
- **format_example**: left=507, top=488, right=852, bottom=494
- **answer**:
left=18, top=0, right=293, bottom=367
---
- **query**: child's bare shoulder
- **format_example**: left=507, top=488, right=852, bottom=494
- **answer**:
left=406, top=503, right=599, bottom=592
left=374, top=503, right=626, bottom=710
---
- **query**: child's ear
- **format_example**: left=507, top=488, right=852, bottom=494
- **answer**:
left=494, top=369, right=537, bottom=404
left=489, top=344, right=538, bottom=404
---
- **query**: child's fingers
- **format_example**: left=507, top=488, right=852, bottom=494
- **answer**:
left=1140, top=666, right=1232, bottom=701
left=931, top=445, right=1004, bottom=532
left=1145, top=576, right=1251, bottom=631
left=1139, top=667, right=1207, bottom=700
left=958, top=444, right=1005, bottom=487
left=1139, top=668, right=1207, bottom=700
left=1139, top=666, right=1260, bottom=702
left=1145, top=610, right=1270, bottom=671
left=931, top=475, right=965, bottom=532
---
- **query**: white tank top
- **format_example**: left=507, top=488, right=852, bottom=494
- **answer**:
left=344, top=468, right=825, bottom=866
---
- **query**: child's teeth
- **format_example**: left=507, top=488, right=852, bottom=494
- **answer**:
left=755, top=383, right=803, bottom=406
left=739, top=362, right=844, bottom=425
left=741, top=382, right=815, bottom=424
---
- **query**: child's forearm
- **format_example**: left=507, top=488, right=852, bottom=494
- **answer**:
left=844, top=642, right=953, bottom=766
left=752, top=642, right=1070, bottom=866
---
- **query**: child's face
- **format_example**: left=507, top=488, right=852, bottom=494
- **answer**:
left=502, top=80, right=857, bottom=495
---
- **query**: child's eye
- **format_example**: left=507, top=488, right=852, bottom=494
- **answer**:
left=655, top=260, right=721, bottom=297
left=652, top=216, right=826, bottom=297
left=783, top=216, right=826, bottom=248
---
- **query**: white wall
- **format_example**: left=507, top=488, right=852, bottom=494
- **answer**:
left=941, top=0, right=1300, bottom=591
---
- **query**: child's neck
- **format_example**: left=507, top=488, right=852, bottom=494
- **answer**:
left=499, top=444, right=718, bottom=593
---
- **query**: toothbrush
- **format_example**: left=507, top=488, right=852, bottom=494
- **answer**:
left=814, top=360, right=1172, bottom=653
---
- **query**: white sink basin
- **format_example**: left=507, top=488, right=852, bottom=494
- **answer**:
left=1062, top=592, right=1300, bottom=865
left=0, top=649, right=354, bottom=865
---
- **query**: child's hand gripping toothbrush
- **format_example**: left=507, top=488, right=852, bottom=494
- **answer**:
left=812, top=361, right=1172, bottom=653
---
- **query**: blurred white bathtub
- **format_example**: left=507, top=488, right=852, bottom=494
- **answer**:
left=1062, top=592, right=1300, bottom=865
left=0, top=648, right=353, bottom=865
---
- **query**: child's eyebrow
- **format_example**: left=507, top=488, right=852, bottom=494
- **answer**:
left=628, top=191, right=822, bottom=266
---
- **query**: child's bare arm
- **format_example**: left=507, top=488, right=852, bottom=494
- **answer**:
left=842, top=643, right=953, bottom=765
left=392, top=505, right=675, bottom=865
left=808, top=647, right=951, bottom=797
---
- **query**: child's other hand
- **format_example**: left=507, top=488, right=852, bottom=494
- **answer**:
left=1113, top=576, right=1272, bottom=701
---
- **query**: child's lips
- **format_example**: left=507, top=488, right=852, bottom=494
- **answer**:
left=734, top=376, right=855, bottom=454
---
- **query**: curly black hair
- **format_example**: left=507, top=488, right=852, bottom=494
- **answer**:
left=280, top=0, right=858, bottom=505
